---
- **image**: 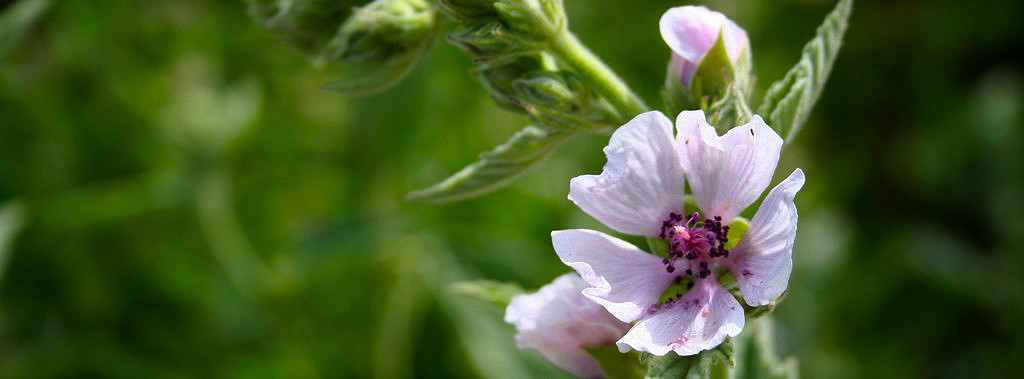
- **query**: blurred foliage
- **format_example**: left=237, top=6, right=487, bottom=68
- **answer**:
left=0, top=0, right=1022, bottom=378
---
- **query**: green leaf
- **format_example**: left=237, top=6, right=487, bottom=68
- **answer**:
left=449, top=279, right=525, bottom=307
left=0, top=0, right=52, bottom=58
left=757, top=0, right=852, bottom=144
left=645, top=339, right=735, bottom=379
left=734, top=317, right=799, bottom=379
left=406, top=125, right=578, bottom=203
left=586, top=346, right=645, bottom=379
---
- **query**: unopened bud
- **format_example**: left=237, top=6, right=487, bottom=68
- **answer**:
left=321, top=0, right=437, bottom=93
left=660, top=6, right=749, bottom=88
left=447, top=20, right=543, bottom=65
left=493, top=0, right=565, bottom=40
left=436, top=0, right=494, bottom=20
left=512, top=71, right=588, bottom=113
left=245, top=0, right=363, bottom=56
left=474, top=57, right=544, bottom=111
left=326, top=0, right=435, bottom=64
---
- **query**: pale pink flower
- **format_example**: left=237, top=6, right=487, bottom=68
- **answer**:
left=660, top=6, right=749, bottom=87
left=505, top=273, right=630, bottom=378
left=555, top=110, right=804, bottom=356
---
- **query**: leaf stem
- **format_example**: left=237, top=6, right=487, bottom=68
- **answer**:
left=549, top=31, right=648, bottom=121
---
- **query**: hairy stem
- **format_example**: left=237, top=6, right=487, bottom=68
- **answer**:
left=549, top=31, right=648, bottom=121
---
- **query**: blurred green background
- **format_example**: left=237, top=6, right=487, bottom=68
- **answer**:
left=1, top=0, right=1022, bottom=377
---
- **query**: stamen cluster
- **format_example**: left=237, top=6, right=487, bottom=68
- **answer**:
left=658, top=212, right=731, bottom=278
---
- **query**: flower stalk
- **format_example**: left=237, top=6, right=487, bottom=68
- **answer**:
left=548, top=31, right=649, bottom=121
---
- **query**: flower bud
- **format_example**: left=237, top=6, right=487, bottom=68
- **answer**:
left=325, top=0, right=435, bottom=64
left=436, top=0, right=494, bottom=20
left=474, top=57, right=544, bottom=111
left=659, top=6, right=749, bottom=88
left=512, top=71, right=616, bottom=128
left=320, top=0, right=437, bottom=93
left=447, top=20, right=543, bottom=65
left=493, top=0, right=565, bottom=40
left=512, top=71, right=588, bottom=114
left=505, top=273, right=629, bottom=378
left=245, top=0, right=364, bottom=56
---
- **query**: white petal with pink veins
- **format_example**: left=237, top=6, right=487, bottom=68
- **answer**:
left=569, top=111, right=685, bottom=237
left=728, top=169, right=804, bottom=306
left=506, top=273, right=629, bottom=378
left=552, top=229, right=677, bottom=322
left=676, top=111, right=782, bottom=221
left=616, top=278, right=744, bottom=356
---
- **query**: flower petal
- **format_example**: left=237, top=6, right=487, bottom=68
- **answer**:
left=569, top=111, right=685, bottom=237
left=616, top=278, right=744, bottom=356
left=517, top=336, right=607, bottom=378
left=728, top=169, right=805, bottom=306
left=506, top=273, right=627, bottom=378
left=676, top=111, right=783, bottom=221
left=552, top=229, right=676, bottom=322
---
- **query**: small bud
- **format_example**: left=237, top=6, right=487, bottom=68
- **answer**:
left=512, top=71, right=588, bottom=114
left=493, top=0, right=565, bottom=39
left=325, top=0, right=435, bottom=64
left=447, top=20, right=543, bottom=66
left=660, top=6, right=749, bottom=88
left=321, top=0, right=437, bottom=93
left=245, top=0, right=364, bottom=56
left=511, top=71, right=615, bottom=128
left=436, top=0, right=494, bottom=20
left=474, top=57, right=544, bottom=111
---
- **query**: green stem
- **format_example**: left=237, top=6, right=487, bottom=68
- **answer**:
left=549, top=31, right=648, bottom=121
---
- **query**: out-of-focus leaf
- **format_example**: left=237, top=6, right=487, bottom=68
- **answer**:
left=0, top=201, right=26, bottom=286
left=450, top=279, right=525, bottom=307
left=406, top=125, right=578, bottom=203
left=757, top=0, right=851, bottom=144
left=734, top=318, right=798, bottom=379
left=0, top=0, right=52, bottom=58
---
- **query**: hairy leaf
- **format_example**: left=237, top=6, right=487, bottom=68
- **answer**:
left=758, top=0, right=852, bottom=144
left=406, top=125, right=578, bottom=203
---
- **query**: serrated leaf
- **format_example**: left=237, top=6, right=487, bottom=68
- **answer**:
left=406, top=125, right=578, bottom=203
left=0, top=0, right=52, bottom=58
left=757, top=0, right=852, bottom=144
left=450, top=279, right=525, bottom=307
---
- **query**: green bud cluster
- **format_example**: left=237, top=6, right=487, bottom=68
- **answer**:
left=440, top=0, right=615, bottom=128
left=246, top=0, right=437, bottom=93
